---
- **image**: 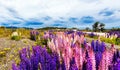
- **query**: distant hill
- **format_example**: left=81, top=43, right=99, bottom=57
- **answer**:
left=0, top=26, right=81, bottom=30
left=37, top=27, right=67, bottom=30
left=0, top=26, right=33, bottom=30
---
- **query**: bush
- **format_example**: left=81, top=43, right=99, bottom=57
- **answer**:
left=11, top=36, right=21, bottom=41
left=116, top=38, right=120, bottom=45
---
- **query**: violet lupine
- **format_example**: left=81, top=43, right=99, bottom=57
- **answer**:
left=100, top=42, right=106, bottom=53
left=91, top=40, right=96, bottom=52
left=12, top=63, right=19, bottom=70
left=61, top=58, right=66, bottom=70
left=30, top=30, right=39, bottom=41
left=89, top=32, right=95, bottom=38
left=115, top=60, right=120, bottom=70
left=98, top=49, right=110, bottom=70
left=86, top=58, right=92, bottom=70
left=84, top=50, right=93, bottom=70
left=69, top=57, right=78, bottom=70
left=95, top=51, right=102, bottom=70
left=95, top=40, right=100, bottom=52
left=13, top=31, right=120, bottom=70
left=76, top=31, right=84, bottom=36
left=19, top=48, right=32, bottom=70
left=65, top=30, right=74, bottom=34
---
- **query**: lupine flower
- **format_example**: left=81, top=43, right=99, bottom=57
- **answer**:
left=89, top=32, right=95, bottom=38
left=100, top=42, right=106, bottom=53
left=91, top=40, right=96, bottom=52
left=99, top=49, right=110, bottom=70
left=30, top=30, right=39, bottom=41
left=69, top=57, right=78, bottom=70
left=89, top=48, right=96, bottom=70
left=12, top=31, right=120, bottom=70
left=12, top=63, right=19, bottom=70
left=95, top=51, right=102, bottom=70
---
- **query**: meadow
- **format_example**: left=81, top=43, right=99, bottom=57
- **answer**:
left=0, top=27, right=120, bottom=70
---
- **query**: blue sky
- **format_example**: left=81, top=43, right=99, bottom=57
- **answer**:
left=0, top=0, right=120, bottom=29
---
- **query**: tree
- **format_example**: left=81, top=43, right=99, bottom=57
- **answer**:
left=99, top=23, right=105, bottom=32
left=92, top=22, right=99, bottom=32
left=92, top=22, right=105, bottom=32
left=85, top=27, right=90, bottom=31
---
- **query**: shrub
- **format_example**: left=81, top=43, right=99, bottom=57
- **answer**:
left=11, top=31, right=21, bottom=41
left=11, top=36, right=21, bottom=41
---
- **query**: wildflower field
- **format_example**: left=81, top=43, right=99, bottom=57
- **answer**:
left=0, top=27, right=120, bottom=70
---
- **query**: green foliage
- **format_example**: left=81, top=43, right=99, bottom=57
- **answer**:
left=116, top=38, right=120, bottom=45
left=100, top=36, right=120, bottom=45
left=16, top=28, right=30, bottom=38
left=35, top=38, right=48, bottom=47
left=92, top=22, right=99, bottom=32
left=85, top=27, right=91, bottom=31
left=47, top=47, right=52, bottom=54
left=92, top=22, right=105, bottom=32
left=0, top=27, right=12, bottom=38
left=111, top=27, right=120, bottom=31
left=11, top=36, right=21, bottom=41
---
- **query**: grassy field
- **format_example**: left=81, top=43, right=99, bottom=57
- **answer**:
left=0, top=27, right=120, bottom=70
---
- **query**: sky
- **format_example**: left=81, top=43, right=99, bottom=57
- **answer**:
left=0, top=0, right=120, bottom=29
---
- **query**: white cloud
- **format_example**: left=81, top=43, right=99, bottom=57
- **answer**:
left=0, top=0, right=120, bottom=28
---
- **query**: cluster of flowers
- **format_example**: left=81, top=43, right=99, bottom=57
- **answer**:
left=108, top=31, right=120, bottom=38
left=88, top=32, right=95, bottom=38
left=43, top=31, right=55, bottom=40
left=30, top=30, right=39, bottom=41
left=12, top=46, right=63, bottom=70
left=12, top=31, right=120, bottom=70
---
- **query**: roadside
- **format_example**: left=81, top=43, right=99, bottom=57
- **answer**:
left=0, top=37, right=35, bottom=70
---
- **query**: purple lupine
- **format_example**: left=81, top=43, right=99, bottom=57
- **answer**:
left=82, top=61, right=87, bottom=70
left=61, top=58, right=66, bottom=70
left=100, top=42, right=106, bottom=53
left=69, top=57, right=78, bottom=70
left=115, top=60, right=120, bottom=70
left=95, top=40, right=100, bottom=52
left=30, top=54, right=39, bottom=70
left=89, top=32, right=95, bottom=38
left=84, top=50, right=92, bottom=70
left=30, top=30, right=39, bottom=41
left=112, top=52, right=118, bottom=64
left=91, top=40, right=96, bottom=52
left=116, top=49, right=120, bottom=58
left=76, top=31, right=83, bottom=36
left=65, top=30, right=74, bottom=34
left=12, top=63, right=19, bottom=70
left=12, top=31, right=120, bottom=70
left=50, top=59, right=57, bottom=70
left=95, top=51, right=102, bottom=70
left=86, top=58, right=92, bottom=70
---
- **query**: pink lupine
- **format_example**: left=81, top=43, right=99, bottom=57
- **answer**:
left=89, top=48, right=96, bottom=70
left=99, top=49, right=110, bottom=70
left=68, top=46, right=72, bottom=59
left=75, top=42, right=83, bottom=70
left=80, top=35, right=85, bottom=44
left=79, top=47, right=84, bottom=70
left=62, top=50, right=70, bottom=70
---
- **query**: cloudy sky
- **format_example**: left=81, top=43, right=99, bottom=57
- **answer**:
left=0, top=0, right=120, bottom=29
